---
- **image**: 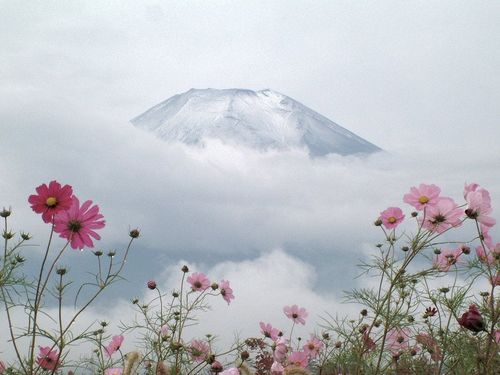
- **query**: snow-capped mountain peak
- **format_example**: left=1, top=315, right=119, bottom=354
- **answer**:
left=131, top=88, right=380, bottom=156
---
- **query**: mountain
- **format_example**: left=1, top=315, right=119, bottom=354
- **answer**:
left=130, top=88, right=381, bottom=156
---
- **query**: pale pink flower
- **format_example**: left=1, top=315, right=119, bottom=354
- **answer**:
left=495, top=330, right=500, bottom=344
left=105, top=335, right=124, bottom=357
left=0, top=361, right=6, bottom=373
left=273, top=337, right=288, bottom=363
left=187, top=272, right=210, bottom=292
left=189, top=339, right=210, bottom=362
left=421, top=197, right=463, bottom=233
left=403, top=184, right=441, bottom=211
left=283, top=305, right=308, bottom=325
left=465, top=188, right=496, bottom=228
left=287, top=350, right=309, bottom=368
left=434, top=248, right=463, bottom=272
left=464, top=182, right=480, bottom=198
left=28, top=180, right=74, bottom=223
left=220, top=368, right=240, bottom=375
left=476, top=243, right=499, bottom=265
left=491, top=273, right=500, bottom=286
left=219, top=279, right=235, bottom=304
left=54, top=197, right=105, bottom=249
left=482, top=227, right=494, bottom=248
left=363, top=331, right=376, bottom=352
left=303, top=335, right=324, bottom=358
left=160, top=324, right=169, bottom=338
left=379, top=207, right=405, bottom=229
left=105, top=368, right=123, bottom=375
left=36, top=346, right=60, bottom=371
left=260, top=322, right=280, bottom=341
left=270, top=361, right=285, bottom=374
left=386, top=328, right=411, bottom=355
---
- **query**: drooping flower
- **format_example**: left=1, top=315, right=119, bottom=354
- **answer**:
left=434, top=248, right=463, bottom=272
left=421, top=197, right=463, bottom=233
left=403, top=184, right=441, bottom=211
left=283, top=305, right=308, bottom=325
left=260, top=322, right=280, bottom=341
left=303, top=335, right=324, bottom=358
left=53, top=197, right=105, bottom=250
left=220, top=367, right=240, bottom=375
left=287, top=350, right=309, bottom=368
left=105, top=335, right=124, bottom=357
left=105, top=368, right=123, bottom=375
left=274, top=337, right=288, bottom=363
left=386, top=328, right=411, bottom=355
left=189, top=339, right=210, bottom=362
left=36, top=346, right=60, bottom=371
left=219, top=279, right=235, bottom=304
left=28, top=180, right=74, bottom=223
left=457, top=305, right=485, bottom=333
left=379, top=207, right=405, bottom=229
left=416, top=333, right=441, bottom=361
left=187, top=272, right=210, bottom=292
left=465, top=185, right=496, bottom=228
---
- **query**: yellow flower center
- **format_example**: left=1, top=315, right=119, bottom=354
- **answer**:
left=388, top=216, right=397, bottom=223
left=418, top=196, right=429, bottom=204
left=46, top=197, right=57, bottom=207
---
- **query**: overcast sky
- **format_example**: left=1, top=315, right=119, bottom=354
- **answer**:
left=1, top=0, right=499, bottom=362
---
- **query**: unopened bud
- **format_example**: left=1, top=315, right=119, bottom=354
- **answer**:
left=56, top=267, right=67, bottom=275
left=335, top=341, right=342, bottom=348
left=172, top=291, right=179, bottom=298
left=15, top=255, right=25, bottom=263
left=461, top=245, right=471, bottom=255
left=0, top=207, right=11, bottom=218
left=439, top=287, right=450, bottom=294
left=240, top=350, right=250, bottom=361
left=360, top=309, right=368, bottom=317
left=211, top=282, right=219, bottom=290
left=322, top=332, right=330, bottom=340
left=2, top=230, right=14, bottom=239
left=107, top=251, right=116, bottom=257
left=21, top=232, right=32, bottom=240
left=434, top=249, right=441, bottom=255
left=374, top=218, right=383, bottom=226
left=401, top=246, right=409, bottom=252
left=411, top=211, right=418, bottom=217
left=93, top=250, right=103, bottom=256
left=147, top=280, right=157, bottom=290
left=181, top=265, right=189, bottom=273
left=129, top=228, right=140, bottom=238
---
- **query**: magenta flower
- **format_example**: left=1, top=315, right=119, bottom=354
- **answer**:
left=434, top=248, right=463, bottom=272
left=270, top=361, right=285, bottom=375
left=403, top=183, right=441, bottom=211
left=28, top=180, right=74, bottom=223
left=386, top=328, right=411, bottom=355
left=287, top=350, right=309, bottom=368
left=219, top=279, right=235, bottom=304
left=303, top=335, right=324, bottom=358
left=147, top=280, right=157, bottom=290
left=187, top=272, right=210, bottom=292
left=379, top=207, right=405, bottom=229
left=189, top=339, right=210, bottom=362
left=260, top=322, right=280, bottom=341
left=283, top=305, right=308, bottom=325
left=457, top=305, right=485, bottom=333
left=36, top=346, right=60, bottom=371
left=105, top=335, right=124, bottom=357
left=105, top=368, right=123, bottom=375
left=421, top=197, right=463, bottom=233
left=54, top=197, right=105, bottom=250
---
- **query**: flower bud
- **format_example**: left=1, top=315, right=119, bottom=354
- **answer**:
left=457, top=304, right=485, bottom=333
left=461, top=245, right=471, bottom=255
left=211, top=282, right=219, bottom=290
left=21, top=232, right=32, bottom=240
left=411, top=211, right=418, bottom=217
left=240, top=351, right=250, bottom=361
left=129, top=228, right=140, bottom=238
left=15, top=255, right=25, bottom=263
left=322, top=332, right=330, bottom=340
left=360, top=309, right=368, bottom=317
left=211, top=360, right=223, bottom=373
left=147, top=280, right=157, bottom=290
left=2, top=230, right=14, bottom=240
left=439, top=287, right=449, bottom=294
left=100, top=321, right=108, bottom=327
left=93, top=250, right=103, bottom=256
left=434, top=248, right=441, bottom=255
left=374, top=218, right=383, bottom=226
left=0, top=207, right=11, bottom=217
left=107, top=251, right=116, bottom=257
left=56, top=267, right=67, bottom=275
left=401, top=246, right=409, bottom=252
left=182, top=265, right=189, bottom=273
left=335, top=341, right=342, bottom=348
left=172, top=291, right=179, bottom=298
left=132, top=298, right=139, bottom=304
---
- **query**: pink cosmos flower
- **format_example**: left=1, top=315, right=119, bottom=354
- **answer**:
left=476, top=243, right=499, bottom=265
left=273, top=337, right=288, bottom=363
left=363, top=331, right=376, bottom=352
left=105, top=368, right=123, bottom=375
left=464, top=182, right=480, bottom=198
left=465, top=187, right=496, bottom=228
left=187, top=272, right=210, bottom=292
left=36, top=346, right=60, bottom=371
left=219, top=279, right=235, bottom=304
left=189, top=339, right=210, bottom=362
left=220, top=368, right=240, bottom=375
left=105, top=335, right=124, bottom=357
left=283, top=305, right=308, bottom=325
left=379, top=207, right=405, bottom=229
left=386, top=328, right=411, bottom=355
left=416, top=333, right=441, bottom=362
left=270, top=361, right=285, bottom=375
left=434, top=248, right=463, bottom=272
left=421, top=197, right=463, bottom=233
left=303, top=335, right=324, bottom=358
left=287, top=350, right=309, bottom=368
left=0, top=361, right=6, bottom=373
left=491, top=273, right=500, bottom=286
left=403, top=184, right=441, bottom=211
left=28, top=180, right=74, bottom=223
left=54, top=197, right=105, bottom=250
left=260, top=322, right=280, bottom=341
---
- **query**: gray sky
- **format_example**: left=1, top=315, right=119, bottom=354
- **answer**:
left=1, top=0, right=499, bottom=363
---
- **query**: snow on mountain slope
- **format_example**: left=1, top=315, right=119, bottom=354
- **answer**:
left=130, top=88, right=381, bottom=156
